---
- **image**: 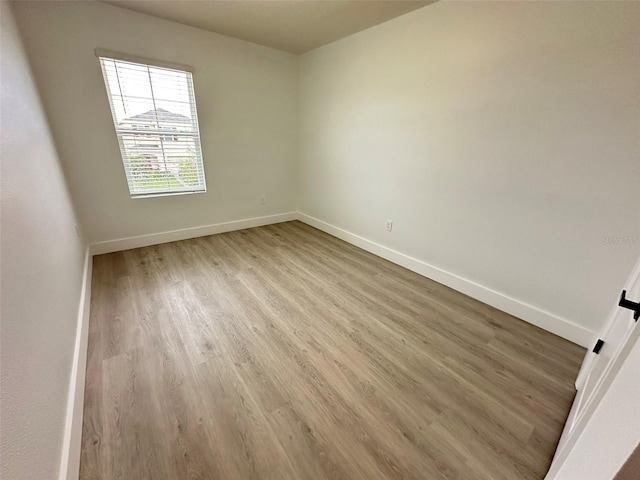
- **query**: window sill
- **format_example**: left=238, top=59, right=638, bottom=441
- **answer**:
left=130, top=189, right=206, bottom=199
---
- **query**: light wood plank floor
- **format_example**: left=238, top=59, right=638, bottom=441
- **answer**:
left=80, top=221, right=585, bottom=480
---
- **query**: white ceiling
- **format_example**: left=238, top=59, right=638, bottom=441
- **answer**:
left=103, top=0, right=433, bottom=54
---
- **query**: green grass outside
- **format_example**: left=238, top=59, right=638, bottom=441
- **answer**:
left=132, top=170, right=184, bottom=191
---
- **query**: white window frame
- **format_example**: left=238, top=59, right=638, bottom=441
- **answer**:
left=96, top=50, right=207, bottom=198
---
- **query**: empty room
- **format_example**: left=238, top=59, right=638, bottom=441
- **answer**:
left=2, top=1, right=640, bottom=479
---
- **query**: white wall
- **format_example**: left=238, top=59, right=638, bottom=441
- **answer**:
left=298, top=1, right=640, bottom=345
left=12, top=0, right=298, bottom=244
left=0, top=2, right=87, bottom=478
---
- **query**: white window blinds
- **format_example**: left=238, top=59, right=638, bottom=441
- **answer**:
left=98, top=56, right=206, bottom=197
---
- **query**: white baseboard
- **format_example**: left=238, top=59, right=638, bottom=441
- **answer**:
left=296, top=212, right=594, bottom=348
left=90, top=212, right=297, bottom=255
left=58, top=246, right=93, bottom=480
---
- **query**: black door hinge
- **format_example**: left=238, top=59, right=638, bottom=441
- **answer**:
left=593, top=339, right=604, bottom=354
left=618, top=290, right=640, bottom=321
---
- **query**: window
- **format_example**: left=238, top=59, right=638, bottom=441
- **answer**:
left=98, top=54, right=206, bottom=197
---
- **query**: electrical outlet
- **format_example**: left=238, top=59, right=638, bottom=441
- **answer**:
left=386, top=220, right=393, bottom=232
left=260, top=195, right=266, bottom=205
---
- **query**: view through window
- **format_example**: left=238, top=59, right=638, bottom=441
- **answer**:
left=99, top=56, right=206, bottom=197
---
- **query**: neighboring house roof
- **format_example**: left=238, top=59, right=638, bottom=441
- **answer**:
left=121, top=108, right=191, bottom=126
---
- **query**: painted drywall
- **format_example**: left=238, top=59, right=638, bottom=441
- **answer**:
left=12, top=0, right=298, bottom=243
left=0, top=2, right=87, bottom=478
left=298, top=1, right=640, bottom=340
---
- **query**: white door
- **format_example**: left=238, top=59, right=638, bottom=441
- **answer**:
left=549, top=255, right=640, bottom=474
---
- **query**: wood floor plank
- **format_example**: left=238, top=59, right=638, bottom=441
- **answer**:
left=80, top=221, right=584, bottom=479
